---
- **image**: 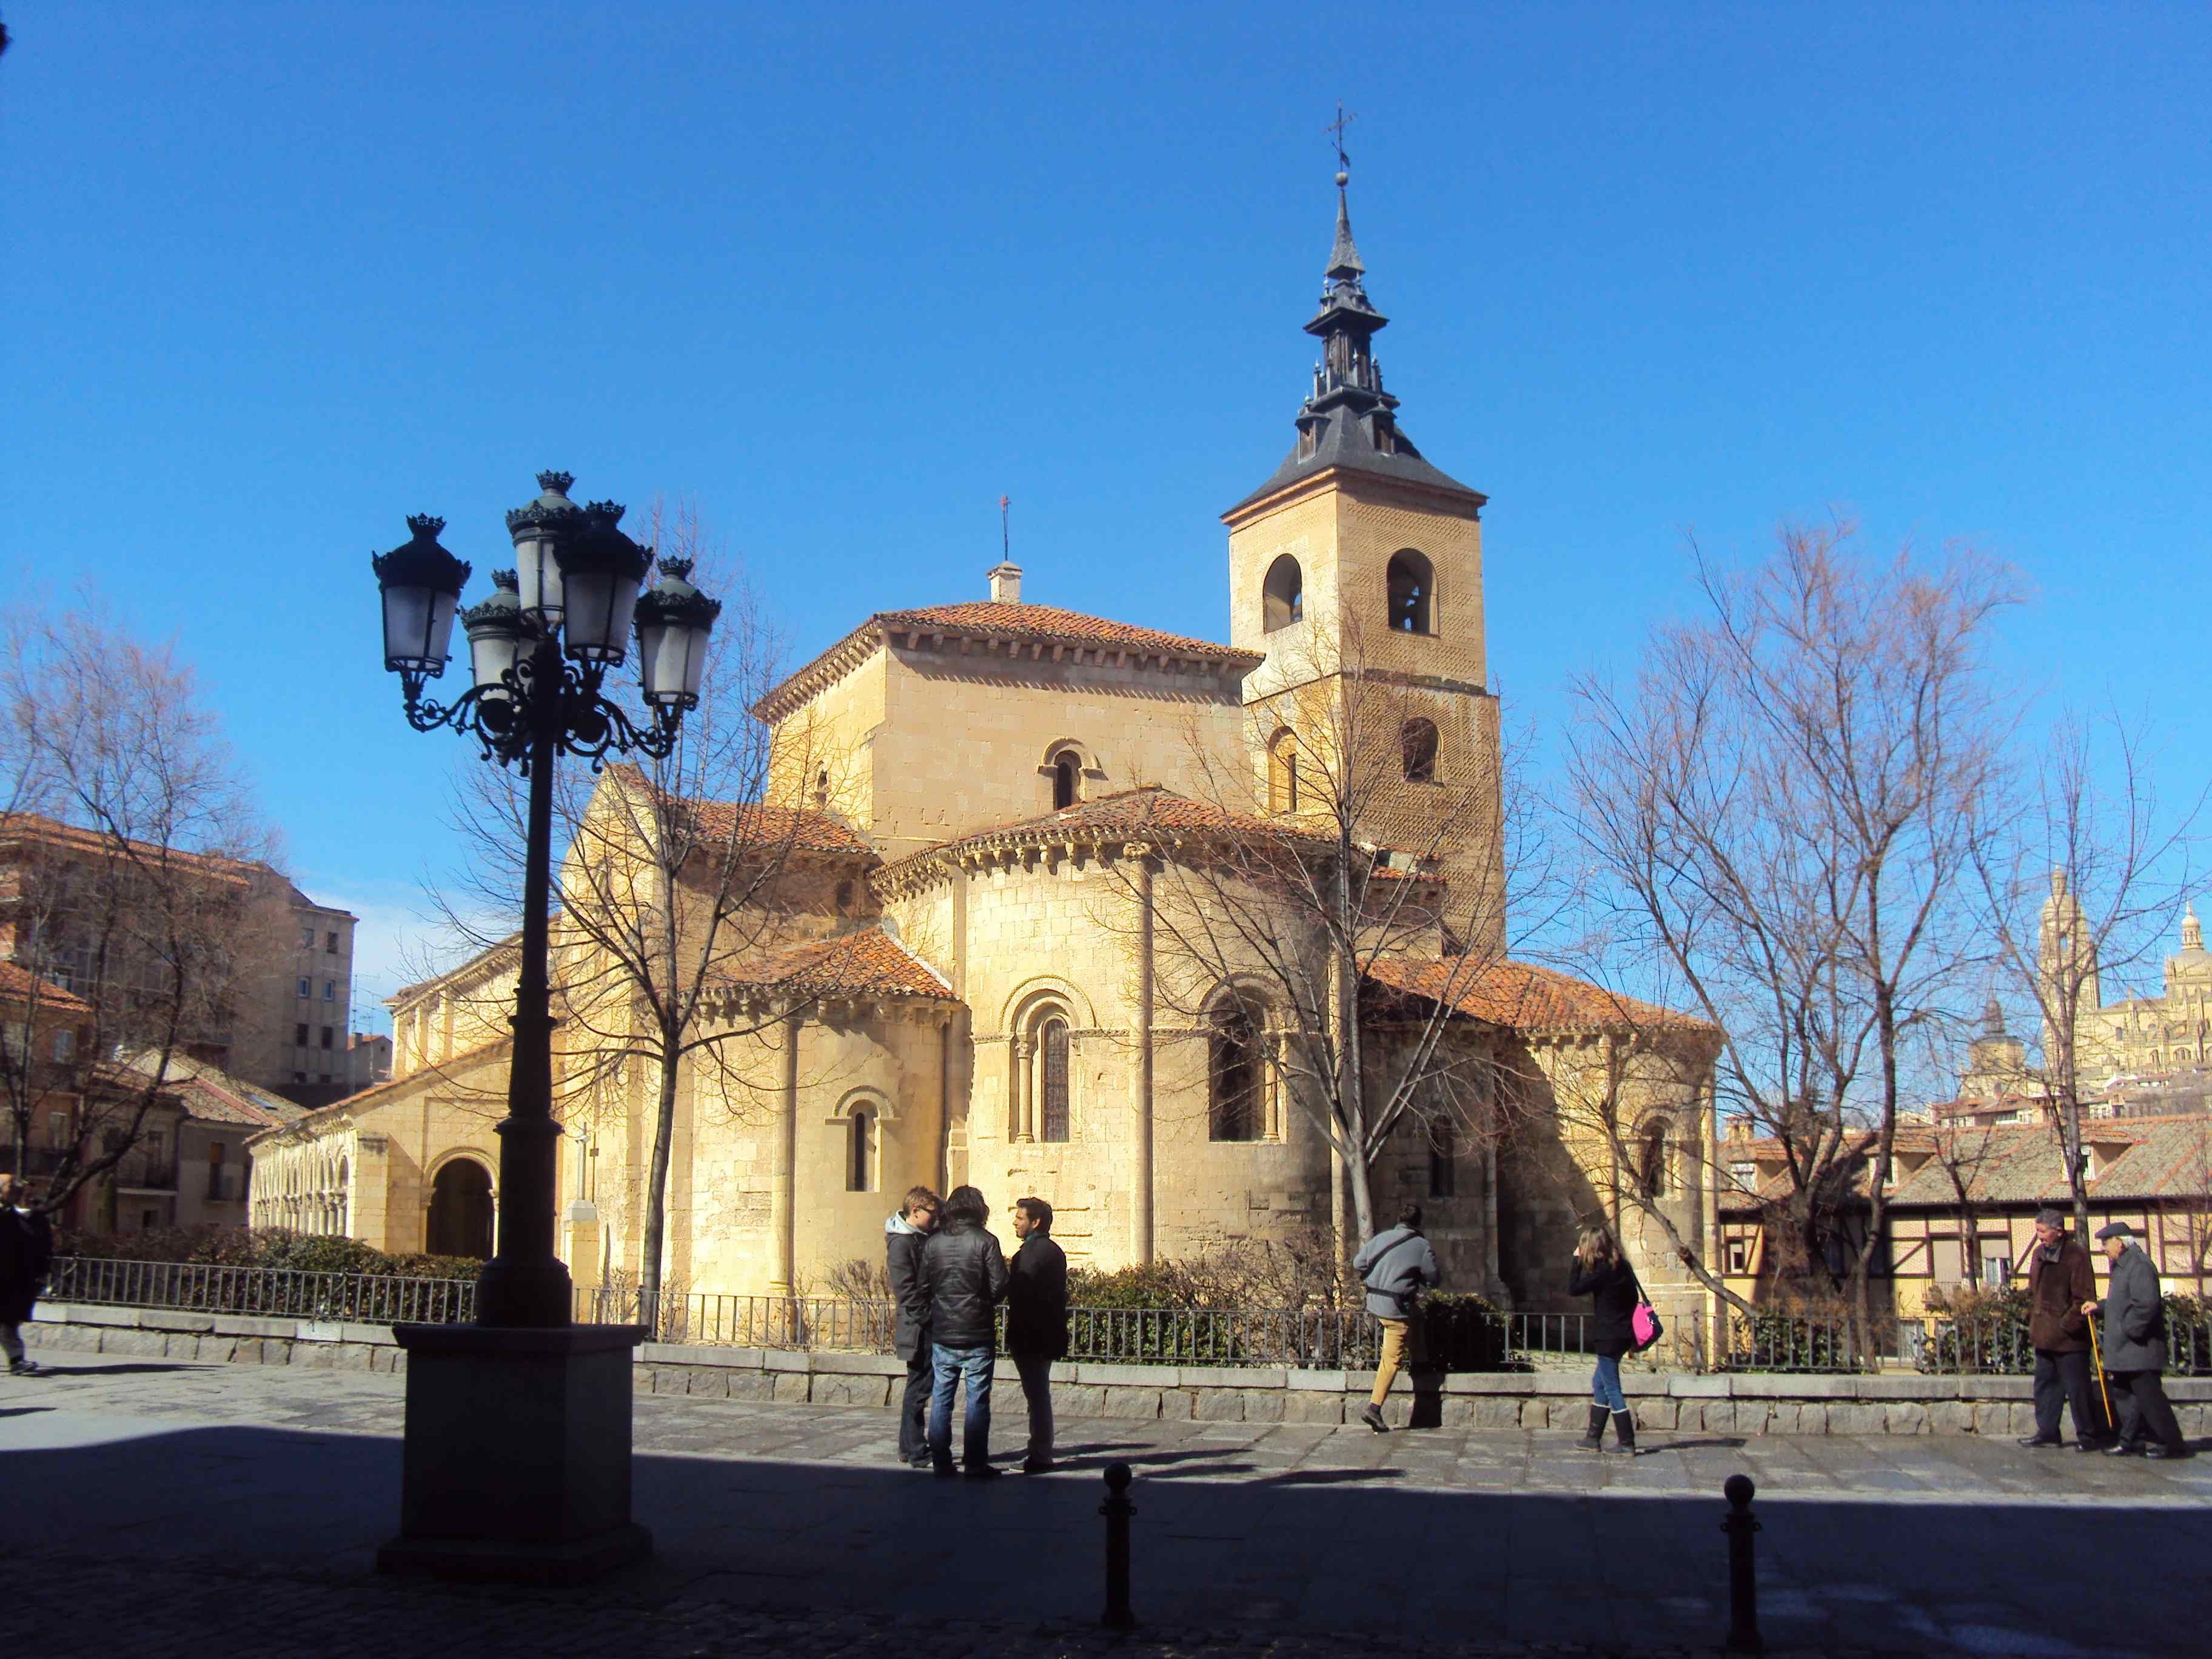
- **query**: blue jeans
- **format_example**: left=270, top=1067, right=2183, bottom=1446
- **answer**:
left=1592, top=1353, right=1626, bottom=1412
left=928, top=1342, right=994, bottom=1469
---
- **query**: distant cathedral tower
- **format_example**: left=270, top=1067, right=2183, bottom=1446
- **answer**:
left=2037, top=868, right=2102, bottom=1067
left=1221, top=147, right=1503, bottom=950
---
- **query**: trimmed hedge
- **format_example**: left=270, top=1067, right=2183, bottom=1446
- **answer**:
left=57, top=1224, right=480, bottom=1284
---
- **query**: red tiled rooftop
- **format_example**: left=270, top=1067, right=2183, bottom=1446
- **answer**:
left=0, top=959, right=93, bottom=1016
left=711, top=926, right=954, bottom=1002
left=1367, top=956, right=1720, bottom=1038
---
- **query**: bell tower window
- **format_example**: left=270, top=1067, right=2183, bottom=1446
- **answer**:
left=1400, top=718, right=1438, bottom=782
left=1267, top=729, right=1300, bottom=815
left=1262, top=555, right=1304, bottom=632
left=1387, top=549, right=1433, bottom=634
left=1054, top=754, right=1079, bottom=810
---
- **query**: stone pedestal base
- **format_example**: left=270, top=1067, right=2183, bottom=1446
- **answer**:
left=377, top=1322, right=651, bottom=1585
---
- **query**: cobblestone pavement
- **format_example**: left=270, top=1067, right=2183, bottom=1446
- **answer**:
left=1, top=1351, right=2207, bottom=1658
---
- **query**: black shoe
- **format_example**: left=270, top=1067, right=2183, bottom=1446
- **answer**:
left=907, top=1453, right=934, bottom=1470
left=932, top=1460, right=959, bottom=1479
left=963, top=1463, right=1002, bottom=1480
left=1359, top=1403, right=1389, bottom=1434
left=2017, top=1435, right=2061, bottom=1448
left=1606, top=1410, right=1638, bottom=1455
left=2103, top=1441, right=2142, bottom=1457
left=1578, top=1404, right=1607, bottom=1452
left=1021, top=1457, right=1054, bottom=1474
left=5, top=1361, right=36, bottom=1377
left=2143, top=1444, right=2182, bottom=1460
left=2071, top=1439, right=2106, bottom=1453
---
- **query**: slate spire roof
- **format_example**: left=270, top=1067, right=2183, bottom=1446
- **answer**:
left=1226, top=156, right=1483, bottom=517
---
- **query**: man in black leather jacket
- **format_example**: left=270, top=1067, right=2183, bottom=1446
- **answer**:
left=920, top=1185, right=1011, bottom=1478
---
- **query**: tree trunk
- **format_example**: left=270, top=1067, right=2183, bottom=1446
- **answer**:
left=635, top=1044, right=680, bottom=1337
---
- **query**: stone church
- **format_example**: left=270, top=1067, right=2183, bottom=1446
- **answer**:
left=252, top=172, right=1722, bottom=1332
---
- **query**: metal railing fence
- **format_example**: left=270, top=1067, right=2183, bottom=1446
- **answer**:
left=1916, top=1308, right=2212, bottom=1377
left=585, top=1287, right=1597, bottom=1372
left=44, top=1255, right=477, bottom=1325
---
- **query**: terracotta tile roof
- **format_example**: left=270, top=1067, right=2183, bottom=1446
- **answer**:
left=876, top=602, right=1259, bottom=665
left=754, top=603, right=1260, bottom=723
left=877, top=786, right=1324, bottom=885
left=709, top=926, right=954, bottom=1002
left=597, top=765, right=873, bottom=858
left=1366, top=956, right=1720, bottom=1038
left=0, top=960, right=93, bottom=1016
left=0, top=811, right=258, bottom=885
left=682, top=799, right=874, bottom=857
left=252, top=1036, right=517, bottom=1142
left=1714, top=1113, right=2212, bottom=1215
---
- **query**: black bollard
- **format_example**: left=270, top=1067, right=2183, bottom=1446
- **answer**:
left=1100, top=1461, right=1136, bottom=1630
left=1721, top=1473, right=1763, bottom=1655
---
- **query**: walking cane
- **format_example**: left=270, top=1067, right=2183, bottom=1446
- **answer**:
left=2085, top=1309, right=2116, bottom=1437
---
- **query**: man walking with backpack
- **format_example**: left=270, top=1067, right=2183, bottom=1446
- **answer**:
left=1353, top=1202, right=1439, bottom=1433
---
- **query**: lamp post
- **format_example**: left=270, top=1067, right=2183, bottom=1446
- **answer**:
left=368, top=471, right=719, bottom=1582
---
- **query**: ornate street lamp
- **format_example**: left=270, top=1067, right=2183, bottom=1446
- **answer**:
left=367, top=470, right=718, bottom=1582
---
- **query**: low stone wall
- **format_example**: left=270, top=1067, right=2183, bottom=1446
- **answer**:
left=29, top=1302, right=2212, bottom=1436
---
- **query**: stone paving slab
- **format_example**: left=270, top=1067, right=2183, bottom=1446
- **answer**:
left=0, top=1350, right=2207, bottom=1658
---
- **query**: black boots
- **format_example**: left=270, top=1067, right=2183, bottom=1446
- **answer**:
left=1579, top=1405, right=1607, bottom=1450
left=1606, top=1409, right=1638, bottom=1454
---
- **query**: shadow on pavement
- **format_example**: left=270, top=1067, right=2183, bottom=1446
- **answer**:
left=0, top=1418, right=2203, bottom=1658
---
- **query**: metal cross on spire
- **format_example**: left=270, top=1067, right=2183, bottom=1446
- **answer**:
left=1326, top=102, right=1356, bottom=181
left=999, top=494, right=1010, bottom=563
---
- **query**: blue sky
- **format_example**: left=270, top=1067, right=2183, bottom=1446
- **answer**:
left=5, top=4, right=2208, bottom=1031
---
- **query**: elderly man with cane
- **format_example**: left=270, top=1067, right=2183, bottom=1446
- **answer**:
left=2083, top=1221, right=2190, bottom=1460
left=2016, top=1207, right=2111, bottom=1450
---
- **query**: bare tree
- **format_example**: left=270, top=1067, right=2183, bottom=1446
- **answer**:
left=1566, top=521, right=2014, bottom=1353
left=1116, top=617, right=1548, bottom=1258
left=433, top=500, right=876, bottom=1330
left=0, top=602, right=278, bottom=1220
left=1973, top=711, right=2202, bottom=1240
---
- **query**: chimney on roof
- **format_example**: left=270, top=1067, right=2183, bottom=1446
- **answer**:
left=988, top=562, right=1022, bottom=604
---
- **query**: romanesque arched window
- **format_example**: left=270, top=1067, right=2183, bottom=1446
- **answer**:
left=1387, top=549, right=1434, bottom=634
left=1637, top=1122, right=1669, bottom=1199
left=1208, top=1003, right=1263, bottom=1142
left=1054, top=753, right=1079, bottom=810
left=848, top=1107, right=875, bottom=1192
left=1401, top=717, right=1439, bottom=782
left=1267, top=728, right=1300, bottom=816
left=1263, top=554, right=1304, bottom=631
left=1427, top=1117, right=1458, bottom=1198
left=1038, top=1017, right=1070, bottom=1142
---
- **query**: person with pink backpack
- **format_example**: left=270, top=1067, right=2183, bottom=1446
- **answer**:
left=1567, top=1223, right=1654, bottom=1454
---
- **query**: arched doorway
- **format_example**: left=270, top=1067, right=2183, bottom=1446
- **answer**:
left=427, top=1158, right=495, bottom=1259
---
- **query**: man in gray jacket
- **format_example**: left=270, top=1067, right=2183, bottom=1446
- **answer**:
left=1353, top=1202, right=1441, bottom=1433
left=2084, top=1221, right=2189, bottom=1460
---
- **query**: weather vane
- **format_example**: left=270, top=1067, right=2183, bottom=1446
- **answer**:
left=1327, top=101, right=1356, bottom=181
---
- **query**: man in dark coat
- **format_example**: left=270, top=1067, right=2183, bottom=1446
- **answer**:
left=0, top=1179, right=54, bottom=1376
left=2085, top=1221, right=2189, bottom=1460
left=1005, top=1196, right=1068, bottom=1473
left=2019, top=1208, right=2108, bottom=1450
left=883, top=1185, right=940, bottom=1468
left=919, top=1184, right=1010, bottom=1478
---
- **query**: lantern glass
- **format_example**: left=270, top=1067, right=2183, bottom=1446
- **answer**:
left=637, top=617, right=706, bottom=707
left=468, top=619, right=523, bottom=698
left=514, top=534, right=565, bottom=624
left=381, top=585, right=459, bottom=674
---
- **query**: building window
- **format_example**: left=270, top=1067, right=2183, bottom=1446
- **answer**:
left=323, top=980, right=336, bottom=1001
left=1386, top=549, right=1434, bottom=634
left=1208, top=1005, right=1263, bottom=1142
left=1725, top=1236, right=1751, bottom=1275
left=52, top=1029, right=75, bottom=1062
left=294, top=1022, right=309, bottom=1048
left=1039, top=1017, right=1070, bottom=1142
left=145, top=1130, right=166, bottom=1159
left=1427, top=1118, right=1458, bottom=1198
left=1267, top=728, right=1300, bottom=815
left=320, top=1026, right=334, bottom=1050
left=325, top=931, right=340, bottom=954
left=293, top=1071, right=307, bottom=1084
left=1262, top=554, right=1304, bottom=631
left=1729, top=1160, right=1757, bottom=1188
left=834, top=879, right=856, bottom=915
left=300, top=927, right=315, bottom=951
left=1400, top=718, right=1439, bottom=782
left=318, top=1073, right=332, bottom=1084
left=297, top=977, right=312, bottom=999
left=47, top=1111, right=69, bottom=1149
left=1637, top=1123, right=1669, bottom=1198
left=1053, top=752, right=1079, bottom=811
left=847, top=1107, right=875, bottom=1193
left=1981, top=1251, right=2011, bottom=1289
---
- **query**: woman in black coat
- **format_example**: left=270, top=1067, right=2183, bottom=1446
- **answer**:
left=1567, top=1224, right=1640, bottom=1453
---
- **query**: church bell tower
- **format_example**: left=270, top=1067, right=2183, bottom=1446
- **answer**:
left=1222, top=142, right=1503, bottom=951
